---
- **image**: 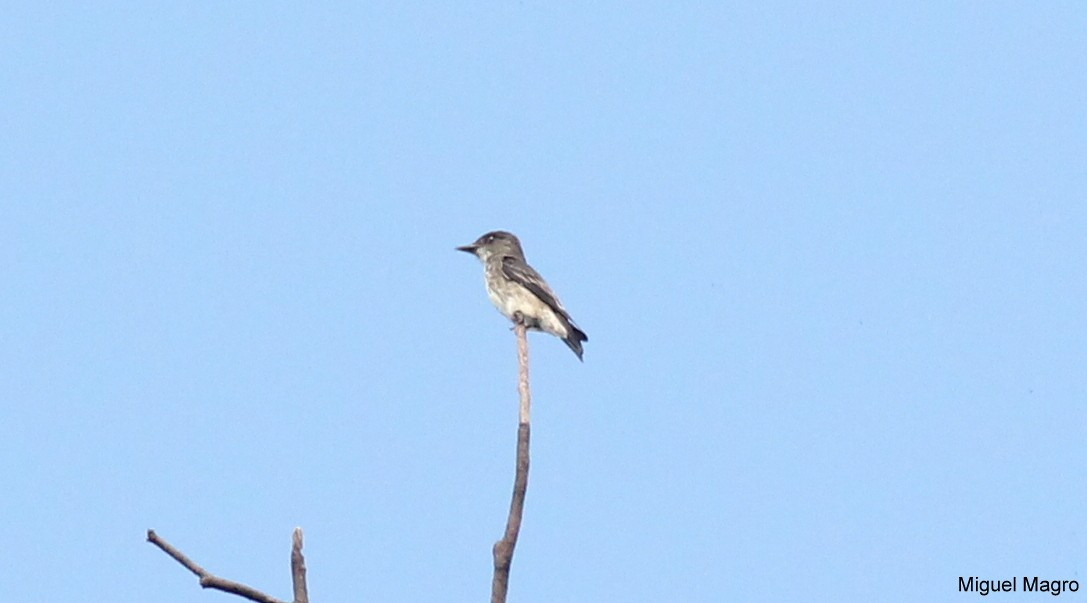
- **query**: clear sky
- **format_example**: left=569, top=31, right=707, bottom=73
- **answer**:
left=2, top=3, right=1084, bottom=602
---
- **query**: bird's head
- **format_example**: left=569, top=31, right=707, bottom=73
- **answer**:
left=456, top=230, right=524, bottom=261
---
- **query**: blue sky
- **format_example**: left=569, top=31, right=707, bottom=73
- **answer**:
left=2, top=3, right=1084, bottom=602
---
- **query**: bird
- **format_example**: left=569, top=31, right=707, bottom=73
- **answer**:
left=457, top=230, right=588, bottom=360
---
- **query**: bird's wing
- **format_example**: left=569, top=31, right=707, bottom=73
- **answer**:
left=501, top=256, right=572, bottom=320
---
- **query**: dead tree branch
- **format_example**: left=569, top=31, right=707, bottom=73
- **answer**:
left=146, top=528, right=309, bottom=603
left=290, top=528, right=309, bottom=603
left=491, top=323, right=532, bottom=603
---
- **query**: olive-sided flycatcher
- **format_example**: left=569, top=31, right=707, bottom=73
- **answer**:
left=458, top=231, right=588, bottom=360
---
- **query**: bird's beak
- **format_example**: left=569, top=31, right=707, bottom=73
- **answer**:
left=456, top=244, right=478, bottom=254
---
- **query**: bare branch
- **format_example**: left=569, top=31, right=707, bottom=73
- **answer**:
left=516, top=322, right=532, bottom=425
left=147, top=529, right=299, bottom=603
left=291, top=528, right=309, bottom=603
left=491, top=323, right=532, bottom=603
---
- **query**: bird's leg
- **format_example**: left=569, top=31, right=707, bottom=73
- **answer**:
left=510, top=310, right=526, bottom=330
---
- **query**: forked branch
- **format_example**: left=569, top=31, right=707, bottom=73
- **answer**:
left=147, top=528, right=309, bottom=603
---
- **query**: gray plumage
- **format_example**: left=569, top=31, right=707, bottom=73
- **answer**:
left=457, top=231, right=588, bottom=360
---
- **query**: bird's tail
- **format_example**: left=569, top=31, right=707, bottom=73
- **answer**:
left=563, top=323, right=588, bottom=361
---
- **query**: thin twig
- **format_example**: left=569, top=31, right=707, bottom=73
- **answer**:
left=516, top=322, right=531, bottom=425
left=491, top=323, right=532, bottom=603
left=291, top=528, right=309, bottom=603
left=147, top=529, right=297, bottom=603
